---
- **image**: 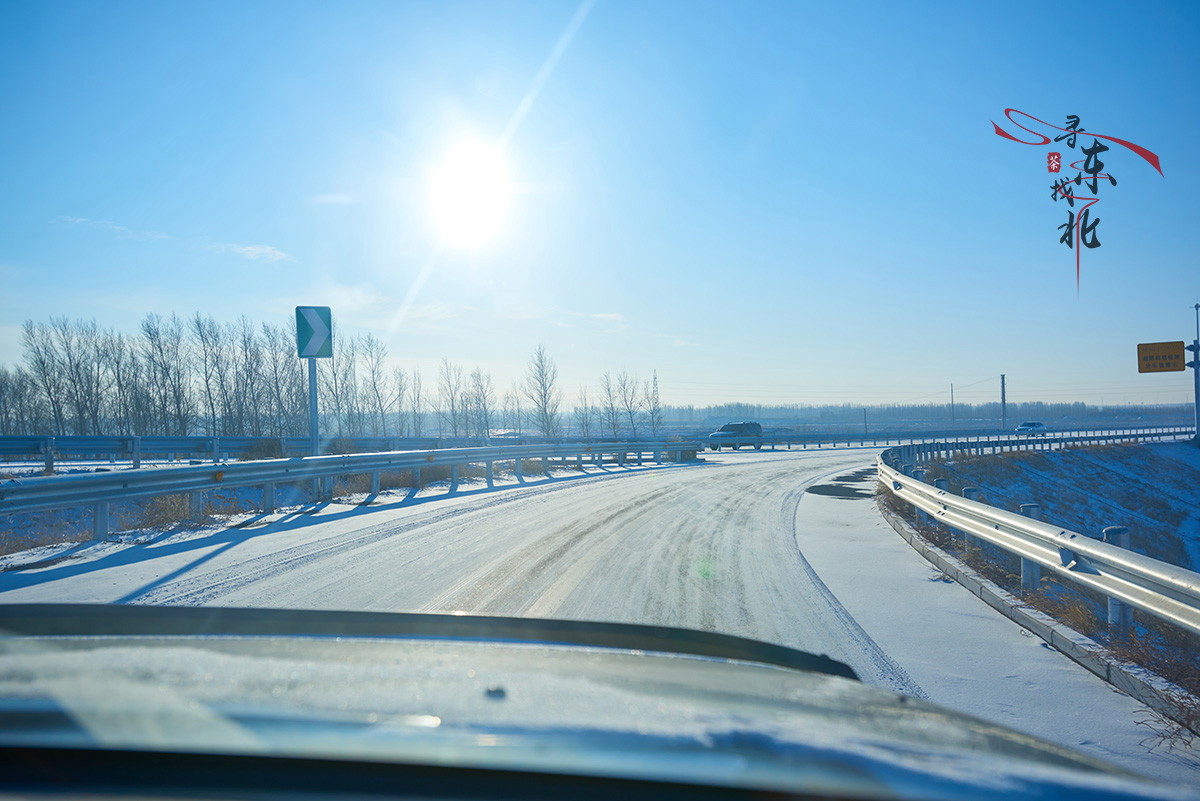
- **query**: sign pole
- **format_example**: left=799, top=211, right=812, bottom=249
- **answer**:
left=1192, top=304, right=1200, bottom=445
left=295, top=305, right=332, bottom=458
left=308, top=357, right=319, bottom=456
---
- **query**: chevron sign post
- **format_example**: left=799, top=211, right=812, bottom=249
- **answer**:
left=296, top=306, right=333, bottom=457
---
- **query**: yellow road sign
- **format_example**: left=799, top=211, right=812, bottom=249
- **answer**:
left=1137, top=341, right=1185, bottom=373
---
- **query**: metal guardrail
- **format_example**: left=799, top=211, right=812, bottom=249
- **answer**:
left=0, top=440, right=704, bottom=540
left=3, top=425, right=1191, bottom=469
left=876, top=447, right=1200, bottom=639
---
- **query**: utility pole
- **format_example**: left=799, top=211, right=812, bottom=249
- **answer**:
left=863, top=408, right=868, bottom=436
left=950, top=383, right=955, bottom=428
left=1188, top=303, right=1200, bottom=446
left=1000, top=374, right=1007, bottom=432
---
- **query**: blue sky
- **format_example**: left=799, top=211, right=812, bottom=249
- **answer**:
left=2, top=0, right=1197, bottom=408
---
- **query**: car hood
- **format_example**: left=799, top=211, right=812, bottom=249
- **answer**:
left=0, top=604, right=1191, bottom=801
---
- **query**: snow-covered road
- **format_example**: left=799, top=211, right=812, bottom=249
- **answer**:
left=2, top=448, right=1198, bottom=783
left=0, top=449, right=917, bottom=691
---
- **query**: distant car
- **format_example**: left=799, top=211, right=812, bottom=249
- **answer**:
left=708, top=421, right=763, bottom=451
left=1015, top=421, right=1047, bottom=437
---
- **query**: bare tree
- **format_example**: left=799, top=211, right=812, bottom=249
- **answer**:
left=262, top=321, right=306, bottom=437
left=437, top=358, right=466, bottom=436
left=318, top=326, right=370, bottom=439
left=49, top=317, right=104, bottom=435
left=189, top=314, right=223, bottom=435
left=644, top=370, right=663, bottom=437
left=410, top=368, right=425, bottom=436
left=0, top=367, right=15, bottom=435
left=617, top=370, right=642, bottom=438
left=468, top=367, right=495, bottom=438
left=102, top=330, right=145, bottom=436
left=232, top=316, right=266, bottom=437
left=573, top=384, right=595, bottom=439
left=524, top=344, right=562, bottom=438
left=21, top=320, right=66, bottom=434
left=599, top=370, right=621, bottom=439
left=361, top=334, right=391, bottom=436
left=141, top=313, right=192, bottom=435
left=501, top=382, right=523, bottom=435
left=391, top=366, right=408, bottom=437
left=0, top=366, right=45, bottom=434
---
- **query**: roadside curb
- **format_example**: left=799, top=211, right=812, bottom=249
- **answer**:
left=876, top=500, right=1196, bottom=735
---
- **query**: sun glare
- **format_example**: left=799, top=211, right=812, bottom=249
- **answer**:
left=428, top=140, right=512, bottom=249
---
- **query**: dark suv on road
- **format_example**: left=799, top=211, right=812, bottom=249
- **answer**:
left=708, top=421, right=764, bottom=451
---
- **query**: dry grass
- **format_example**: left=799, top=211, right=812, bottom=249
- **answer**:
left=136, top=494, right=194, bottom=528
left=520, top=458, right=547, bottom=474
left=0, top=515, right=90, bottom=557
left=1025, top=582, right=1106, bottom=639
left=333, top=474, right=373, bottom=496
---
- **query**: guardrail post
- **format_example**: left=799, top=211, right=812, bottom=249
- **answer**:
left=189, top=491, right=204, bottom=520
left=263, top=482, right=275, bottom=513
left=933, top=478, right=948, bottom=491
left=450, top=464, right=459, bottom=490
left=370, top=471, right=381, bottom=495
left=515, top=458, right=523, bottom=482
left=211, top=436, right=220, bottom=464
left=279, top=437, right=288, bottom=458
left=43, top=437, right=54, bottom=474
left=1102, top=526, right=1134, bottom=634
left=92, top=502, right=109, bottom=540
left=962, top=487, right=980, bottom=557
left=910, top=468, right=927, bottom=527
left=131, top=436, right=141, bottom=469
left=413, top=467, right=421, bottom=488
left=486, top=461, right=495, bottom=488
left=1019, top=504, right=1042, bottom=592
left=901, top=463, right=913, bottom=476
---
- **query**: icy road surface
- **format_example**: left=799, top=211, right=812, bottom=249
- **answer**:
left=0, top=449, right=917, bottom=691
left=1, top=448, right=1198, bottom=783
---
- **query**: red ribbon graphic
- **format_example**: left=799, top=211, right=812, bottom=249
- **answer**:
left=991, top=108, right=1163, bottom=177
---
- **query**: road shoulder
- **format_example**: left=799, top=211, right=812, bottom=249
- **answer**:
left=790, top=467, right=1200, bottom=784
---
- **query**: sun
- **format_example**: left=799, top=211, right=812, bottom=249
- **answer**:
left=428, top=139, right=513, bottom=249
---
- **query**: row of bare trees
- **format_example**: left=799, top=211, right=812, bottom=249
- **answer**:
left=0, top=314, right=665, bottom=441
left=574, top=369, right=663, bottom=439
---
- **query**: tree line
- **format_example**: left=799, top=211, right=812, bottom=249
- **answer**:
left=0, top=314, right=667, bottom=440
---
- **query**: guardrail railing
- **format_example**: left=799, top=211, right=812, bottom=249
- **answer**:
left=2, top=425, right=1192, bottom=469
left=0, top=441, right=704, bottom=540
left=876, top=447, right=1200, bottom=639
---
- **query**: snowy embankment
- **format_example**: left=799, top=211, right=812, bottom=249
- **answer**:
left=923, top=443, right=1200, bottom=570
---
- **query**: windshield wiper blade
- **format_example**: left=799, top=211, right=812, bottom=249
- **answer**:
left=0, top=604, right=857, bottom=681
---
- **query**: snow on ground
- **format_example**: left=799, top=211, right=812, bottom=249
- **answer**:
left=1, top=449, right=1198, bottom=788
left=925, top=442, right=1200, bottom=570
left=792, top=468, right=1200, bottom=786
